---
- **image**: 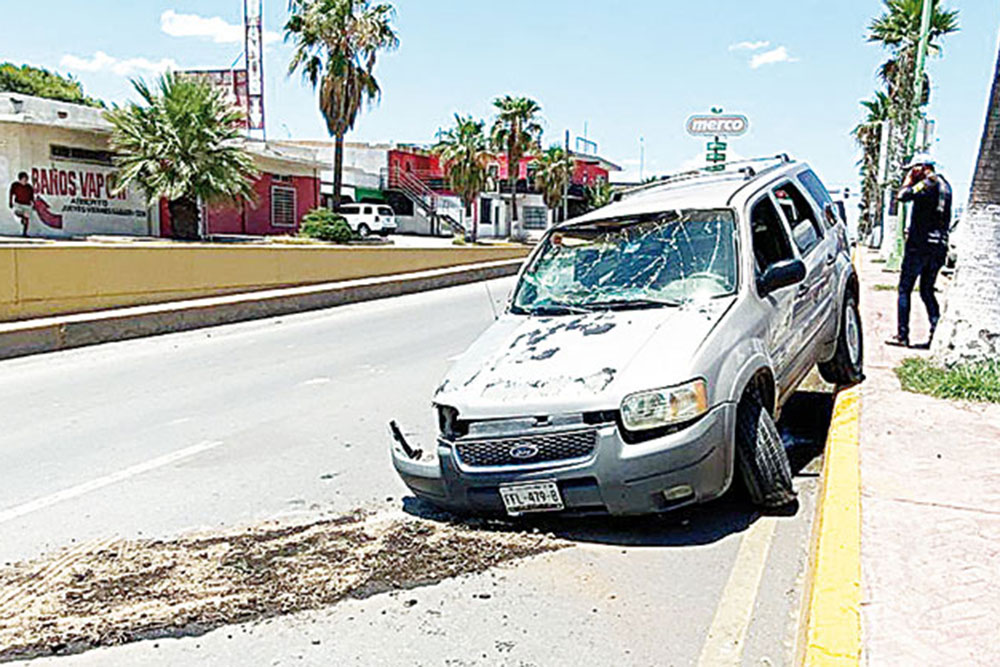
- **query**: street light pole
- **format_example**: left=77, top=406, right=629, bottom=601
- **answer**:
left=887, top=0, right=934, bottom=271
left=639, top=136, right=645, bottom=182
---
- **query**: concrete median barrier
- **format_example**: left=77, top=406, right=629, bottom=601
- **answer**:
left=0, top=243, right=530, bottom=322
left=0, top=258, right=523, bottom=361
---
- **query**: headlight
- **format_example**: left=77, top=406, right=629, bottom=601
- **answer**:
left=620, top=380, right=709, bottom=432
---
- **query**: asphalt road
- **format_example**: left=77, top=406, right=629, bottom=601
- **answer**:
left=0, top=279, right=834, bottom=666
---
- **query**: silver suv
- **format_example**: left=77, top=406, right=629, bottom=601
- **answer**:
left=391, top=156, right=862, bottom=516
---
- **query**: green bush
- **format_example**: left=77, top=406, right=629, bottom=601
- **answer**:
left=299, top=208, right=356, bottom=243
left=896, top=357, right=1000, bottom=404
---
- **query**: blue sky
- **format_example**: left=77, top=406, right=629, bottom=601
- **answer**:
left=4, top=1, right=999, bottom=200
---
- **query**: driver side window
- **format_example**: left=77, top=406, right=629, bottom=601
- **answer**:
left=750, top=196, right=794, bottom=276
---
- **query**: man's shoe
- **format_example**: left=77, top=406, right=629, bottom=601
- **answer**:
left=885, top=335, right=910, bottom=348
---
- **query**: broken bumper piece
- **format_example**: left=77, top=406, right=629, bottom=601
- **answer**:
left=390, top=404, right=736, bottom=517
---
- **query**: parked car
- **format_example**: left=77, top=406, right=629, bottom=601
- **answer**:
left=336, top=203, right=396, bottom=237
left=391, top=156, right=862, bottom=517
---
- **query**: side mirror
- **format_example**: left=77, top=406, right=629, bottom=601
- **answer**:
left=757, top=259, right=806, bottom=297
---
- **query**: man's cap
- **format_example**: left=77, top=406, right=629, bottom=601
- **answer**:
left=904, top=153, right=936, bottom=170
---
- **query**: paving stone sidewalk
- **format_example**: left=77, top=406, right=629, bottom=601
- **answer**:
left=857, top=249, right=1000, bottom=665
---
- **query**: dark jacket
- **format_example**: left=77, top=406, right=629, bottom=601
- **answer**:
left=898, top=174, right=951, bottom=251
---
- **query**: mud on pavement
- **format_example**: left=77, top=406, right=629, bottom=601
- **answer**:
left=0, top=511, right=565, bottom=662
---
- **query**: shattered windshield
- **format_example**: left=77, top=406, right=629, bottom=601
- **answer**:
left=512, top=209, right=738, bottom=313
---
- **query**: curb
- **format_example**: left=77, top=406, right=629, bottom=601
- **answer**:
left=0, top=258, right=523, bottom=361
left=797, top=384, right=863, bottom=666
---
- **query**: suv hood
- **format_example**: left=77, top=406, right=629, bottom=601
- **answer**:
left=435, top=299, right=733, bottom=419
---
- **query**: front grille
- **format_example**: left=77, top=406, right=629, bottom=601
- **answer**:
left=452, top=429, right=598, bottom=469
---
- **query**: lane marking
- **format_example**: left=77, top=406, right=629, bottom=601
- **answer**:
left=0, top=440, right=224, bottom=526
left=697, top=515, right=779, bottom=667
left=799, top=385, right=862, bottom=666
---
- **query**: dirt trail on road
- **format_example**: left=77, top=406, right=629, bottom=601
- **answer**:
left=0, top=511, right=563, bottom=662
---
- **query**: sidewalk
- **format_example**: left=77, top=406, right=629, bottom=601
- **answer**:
left=857, top=249, right=1000, bottom=665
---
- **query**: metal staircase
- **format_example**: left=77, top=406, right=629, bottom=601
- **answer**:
left=382, top=166, right=466, bottom=236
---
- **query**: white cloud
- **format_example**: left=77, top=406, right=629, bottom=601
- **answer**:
left=60, top=51, right=179, bottom=76
left=160, top=10, right=280, bottom=45
left=750, top=46, right=798, bottom=69
left=729, top=40, right=770, bottom=52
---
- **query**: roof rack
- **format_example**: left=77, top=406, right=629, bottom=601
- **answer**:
left=614, top=154, right=793, bottom=202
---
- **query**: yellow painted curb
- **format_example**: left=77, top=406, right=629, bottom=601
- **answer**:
left=799, top=385, right=862, bottom=666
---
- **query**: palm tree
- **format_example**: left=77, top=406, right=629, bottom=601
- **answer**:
left=285, top=0, right=398, bottom=208
left=585, top=179, right=614, bottom=212
left=105, top=74, right=258, bottom=240
left=868, top=0, right=959, bottom=185
left=852, top=92, right=891, bottom=236
left=933, top=42, right=1000, bottom=364
left=490, top=95, right=542, bottom=239
left=532, top=145, right=573, bottom=224
left=434, top=114, right=490, bottom=242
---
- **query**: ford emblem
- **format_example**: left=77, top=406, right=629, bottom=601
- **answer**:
left=510, top=444, right=539, bottom=460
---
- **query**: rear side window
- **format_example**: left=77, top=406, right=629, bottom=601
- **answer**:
left=798, top=170, right=838, bottom=227
left=750, top=196, right=794, bottom=274
left=364, top=206, right=373, bottom=215
left=340, top=206, right=360, bottom=215
left=774, top=183, right=823, bottom=255
left=378, top=207, right=393, bottom=216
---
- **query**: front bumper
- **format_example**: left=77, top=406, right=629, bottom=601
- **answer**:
left=390, top=404, right=736, bottom=516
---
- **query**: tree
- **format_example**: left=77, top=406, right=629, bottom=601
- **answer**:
left=434, top=114, right=490, bottom=242
left=285, top=0, right=398, bottom=209
left=490, top=95, right=542, bottom=239
left=932, top=43, right=1000, bottom=364
left=532, top=145, right=573, bottom=224
left=867, top=0, right=958, bottom=189
left=0, top=62, right=103, bottom=107
left=105, top=74, right=258, bottom=240
left=585, top=179, right=614, bottom=212
left=852, top=92, right=891, bottom=236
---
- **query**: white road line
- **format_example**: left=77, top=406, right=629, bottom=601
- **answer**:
left=697, top=516, right=778, bottom=667
left=0, top=440, right=224, bottom=525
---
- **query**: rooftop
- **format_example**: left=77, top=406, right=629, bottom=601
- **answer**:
left=0, top=93, right=110, bottom=133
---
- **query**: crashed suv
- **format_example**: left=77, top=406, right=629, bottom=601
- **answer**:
left=391, top=156, right=862, bottom=516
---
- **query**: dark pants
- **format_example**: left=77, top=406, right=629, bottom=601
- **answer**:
left=898, top=245, right=946, bottom=341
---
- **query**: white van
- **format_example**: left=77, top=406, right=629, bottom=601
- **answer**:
left=336, top=204, right=397, bottom=237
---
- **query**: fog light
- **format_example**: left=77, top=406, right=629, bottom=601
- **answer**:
left=662, top=485, right=694, bottom=502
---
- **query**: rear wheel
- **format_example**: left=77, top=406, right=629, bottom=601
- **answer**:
left=819, top=293, right=864, bottom=386
left=358, top=223, right=371, bottom=238
left=735, top=385, right=795, bottom=508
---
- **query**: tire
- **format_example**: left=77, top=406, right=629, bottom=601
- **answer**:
left=735, top=385, right=796, bottom=508
left=358, top=223, right=371, bottom=238
left=819, top=292, right=864, bottom=386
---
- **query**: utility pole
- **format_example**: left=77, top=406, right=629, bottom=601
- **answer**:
left=639, top=136, right=645, bottom=182
left=887, top=0, right=933, bottom=271
left=563, top=129, right=570, bottom=224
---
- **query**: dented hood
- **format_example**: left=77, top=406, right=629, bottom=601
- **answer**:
left=434, top=299, right=733, bottom=419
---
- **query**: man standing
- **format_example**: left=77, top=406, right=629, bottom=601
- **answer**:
left=8, top=171, right=34, bottom=237
left=886, top=155, right=953, bottom=348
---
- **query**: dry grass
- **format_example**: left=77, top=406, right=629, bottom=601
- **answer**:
left=0, top=511, right=563, bottom=662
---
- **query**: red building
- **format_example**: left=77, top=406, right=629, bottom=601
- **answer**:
left=159, top=141, right=322, bottom=238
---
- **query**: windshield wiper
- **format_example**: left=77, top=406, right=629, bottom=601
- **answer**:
left=523, top=302, right=595, bottom=316
left=584, top=297, right=683, bottom=311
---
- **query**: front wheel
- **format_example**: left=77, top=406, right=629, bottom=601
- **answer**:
left=819, top=292, right=864, bottom=386
left=735, top=386, right=796, bottom=508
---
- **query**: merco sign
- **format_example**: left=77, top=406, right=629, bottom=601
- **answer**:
left=686, top=115, right=750, bottom=137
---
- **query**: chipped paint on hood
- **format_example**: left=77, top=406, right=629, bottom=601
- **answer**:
left=435, top=299, right=734, bottom=419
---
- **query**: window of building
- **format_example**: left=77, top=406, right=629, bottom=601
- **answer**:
left=523, top=206, right=548, bottom=230
left=271, top=186, right=296, bottom=227
left=273, top=174, right=294, bottom=184
left=50, top=144, right=114, bottom=166
left=750, top=196, right=794, bottom=274
left=773, top=182, right=823, bottom=255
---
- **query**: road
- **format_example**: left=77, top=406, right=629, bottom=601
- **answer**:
left=0, top=279, right=833, bottom=666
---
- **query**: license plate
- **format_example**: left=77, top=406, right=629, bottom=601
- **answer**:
left=499, top=480, right=564, bottom=515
